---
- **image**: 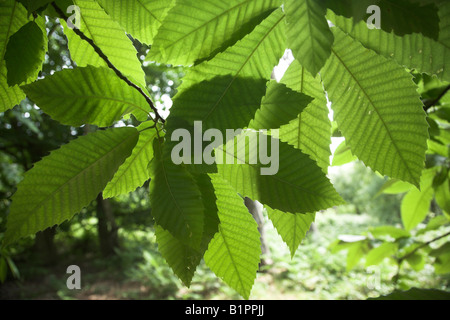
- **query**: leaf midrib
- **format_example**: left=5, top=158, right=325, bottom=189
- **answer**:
left=10, top=130, right=138, bottom=230
left=105, top=130, right=157, bottom=194
left=404, top=184, right=433, bottom=230
left=1, top=1, right=19, bottom=66
left=157, top=0, right=254, bottom=52
left=201, top=13, right=285, bottom=123
left=33, top=92, right=150, bottom=116
left=218, top=225, right=248, bottom=298
left=219, top=143, right=333, bottom=200
left=136, top=0, right=162, bottom=23
left=154, top=137, right=190, bottom=232
left=330, top=47, right=416, bottom=184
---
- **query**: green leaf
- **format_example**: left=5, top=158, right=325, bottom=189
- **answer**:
left=17, top=0, right=53, bottom=14
left=432, top=167, right=448, bottom=188
left=165, top=8, right=287, bottom=146
left=346, top=240, right=368, bottom=271
left=365, top=242, right=398, bottom=267
left=435, top=177, right=450, bottom=217
left=167, top=8, right=286, bottom=134
left=175, top=7, right=286, bottom=91
left=375, top=179, right=414, bottom=196
left=204, top=174, right=261, bottom=300
left=321, top=28, right=429, bottom=187
left=331, top=140, right=357, bottom=167
left=401, top=168, right=436, bottom=231
left=378, top=0, right=439, bottom=39
left=5, top=21, right=46, bottom=87
left=61, top=0, right=146, bottom=87
left=416, top=215, right=449, bottom=236
left=41, top=0, right=74, bottom=17
left=328, top=10, right=450, bottom=82
left=155, top=173, right=219, bottom=286
left=96, top=0, right=174, bottom=45
left=439, top=1, right=450, bottom=48
left=370, top=288, right=450, bottom=300
left=430, top=242, right=450, bottom=275
left=103, top=122, right=158, bottom=198
left=326, top=0, right=440, bottom=39
left=285, top=0, right=333, bottom=75
left=264, top=79, right=322, bottom=259
left=405, top=251, right=426, bottom=271
left=248, top=81, right=313, bottom=130
left=217, top=132, right=344, bottom=214
left=329, top=235, right=366, bottom=254
left=155, top=225, right=202, bottom=286
left=368, top=225, right=411, bottom=240
left=22, top=66, right=150, bottom=127
left=0, top=0, right=29, bottom=112
left=433, top=253, right=450, bottom=275
left=148, top=137, right=205, bottom=248
left=278, top=60, right=332, bottom=172
left=267, top=206, right=315, bottom=258
left=147, top=0, right=281, bottom=65
left=4, top=127, right=139, bottom=245
left=167, top=76, right=267, bottom=135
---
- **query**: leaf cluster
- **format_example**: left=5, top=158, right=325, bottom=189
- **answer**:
left=0, top=0, right=449, bottom=298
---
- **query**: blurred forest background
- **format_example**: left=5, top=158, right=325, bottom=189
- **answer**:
left=0, top=17, right=449, bottom=300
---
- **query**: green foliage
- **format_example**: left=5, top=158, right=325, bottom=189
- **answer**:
left=331, top=161, right=402, bottom=223
left=62, top=0, right=147, bottom=88
left=1, top=0, right=449, bottom=299
left=17, top=0, right=54, bottom=14
left=285, top=0, right=333, bottom=76
left=332, top=140, right=357, bottom=167
left=22, top=66, right=151, bottom=127
left=4, top=128, right=139, bottom=246
left=401, top=168, right=437, bottom=231
left=370, top=288, right=450, bottom=300
left=204, top=175, right=261, bottom=300
left=249, top=81, right=312, bottom=130
left=267, top=207, right=315, bottom=258
left=322, top=28, right=429, bottom=187
left=331, top=170, right=450, bottom=290
left=217, top=133, right=344, bottom=214
left=5, top=21, right=47, bottom=87
left=149, top=137, right=206, bottom=249
left=103, top=123, right=158, bottom=199
left=327, top=4, right=450, bottom=82
left=96, top=0, right=174, bottom=46
left=0, top=0, right=29, bottom=112
left=147, top=0, right=281, bottom=66
left=278, top=59, right=332, bottom=172
left=155, top=173, right=219, bottom=287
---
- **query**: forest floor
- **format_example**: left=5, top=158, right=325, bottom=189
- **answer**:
left=1, top=211, right=447, bottom=300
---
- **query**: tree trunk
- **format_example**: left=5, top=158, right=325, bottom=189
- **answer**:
left=244, top=197, right=272, bottom=268
left=96, top=194, right=119, bottom=256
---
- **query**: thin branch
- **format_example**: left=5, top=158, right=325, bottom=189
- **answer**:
left=424, top=84, right=450, bottom=112
left=393, top=230, right=450, bottom=287
left=398, top=230, right=450, bottom=262
left=51, top=2, right=165, bottom=124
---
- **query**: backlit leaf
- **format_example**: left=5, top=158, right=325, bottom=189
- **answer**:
left=321, top=28, right=429, bottom=186
left=204, top=174, right=261, bottom=300
left=147, top=0, right=281, bottom=65
left=4, top=127, right=139, bottom=245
